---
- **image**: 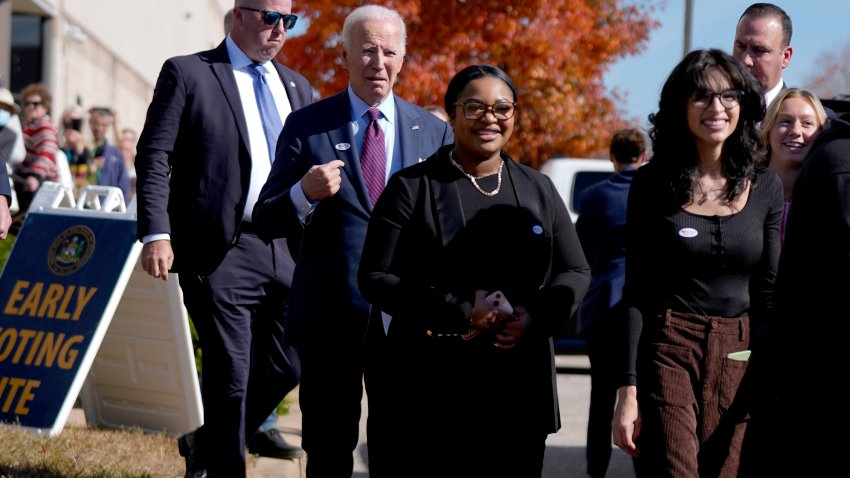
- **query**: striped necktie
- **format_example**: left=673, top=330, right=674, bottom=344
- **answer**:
left=360, top=107, right=386, bottom=206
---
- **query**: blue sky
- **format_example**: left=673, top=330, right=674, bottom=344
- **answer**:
left=604, top=0, right=850, bottom=128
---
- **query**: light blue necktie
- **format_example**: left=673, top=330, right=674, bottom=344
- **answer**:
left=247, top=63, right=283, bottom=162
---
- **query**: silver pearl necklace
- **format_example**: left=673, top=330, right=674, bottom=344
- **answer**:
left=449, top=150, right=504, bottom=197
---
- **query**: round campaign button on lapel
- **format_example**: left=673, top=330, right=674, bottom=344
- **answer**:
left=532, top=225, right=544, bottom=235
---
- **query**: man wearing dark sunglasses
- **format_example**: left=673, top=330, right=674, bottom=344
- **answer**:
left=135, top=1, right=313, bottom=477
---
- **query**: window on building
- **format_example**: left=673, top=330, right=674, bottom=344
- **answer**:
left=10, top=14, right=44, bottom=94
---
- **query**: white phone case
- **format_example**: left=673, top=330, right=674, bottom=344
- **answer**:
left=484, top=290, right=514, bottom=314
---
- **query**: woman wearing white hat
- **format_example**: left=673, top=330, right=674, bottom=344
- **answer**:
left=0, top=87, right=25, bottom=164
left=0, top=87, right=17, bottom=238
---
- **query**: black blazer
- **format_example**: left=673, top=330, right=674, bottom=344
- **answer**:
left=135, top=40, right=313, bottom=275
left=775, top=118, right=850, bottom=349
left=358, top=146, right=591, bottom=433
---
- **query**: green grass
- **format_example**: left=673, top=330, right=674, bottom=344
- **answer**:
left=0, top=424, right=186, bottom=477
left=0, top=233, right=15, bottom=271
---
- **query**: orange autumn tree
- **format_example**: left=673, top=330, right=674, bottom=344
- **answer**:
left=278, top=0, right=658, bottom=168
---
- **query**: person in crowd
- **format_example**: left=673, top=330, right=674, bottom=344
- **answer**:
left=357, top=64, right=590, bottom=477
left=0, top=87, right=25, bottom=165
left=0, top=88, right=17, bottom=238
left=743, top=114, right=850, bottom=478
left=761, top=88, right=827, bottom=244
left=60, top=105, right=94, bottom=198
left=135, top=0, right=312, bottom=476
left=611, top=49, right=782, bottom=477
left=252, top=5, right=452, bottom=476
left=733, top=3, right=792, bottom=107
left=12, top=83, right=59, bottom=218
left=575, top=127, right=646, bottom=478
left=87, top=107, right=131, bottom=204
left=424, top=104, right=449, bottom=122
left=118, top=127, right=138, bottom=196
left=733, top=3, right=835, bottom=119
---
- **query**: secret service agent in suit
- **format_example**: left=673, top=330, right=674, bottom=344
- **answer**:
left=252, top=5, right=453, bottom=477
left=575, top=128, right=646, bottom=478
left=135, top=1, right=311, bottom=476
left=733, top=2, right=836, bottom=119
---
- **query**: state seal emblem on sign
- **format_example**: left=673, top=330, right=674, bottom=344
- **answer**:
left=48, top=226, right=96, bottom=275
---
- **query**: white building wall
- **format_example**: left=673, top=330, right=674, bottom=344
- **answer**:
left=4, top=0, right=229, bottom=138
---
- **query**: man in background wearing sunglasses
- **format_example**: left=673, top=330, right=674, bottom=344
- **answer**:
left=135, top=1, right=312, bottom=477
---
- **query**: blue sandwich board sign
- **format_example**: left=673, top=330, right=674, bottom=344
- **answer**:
left=0, top=183, right=141, bottom=435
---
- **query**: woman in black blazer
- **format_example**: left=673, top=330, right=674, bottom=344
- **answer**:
left=359, top=65, right=590, bottom=477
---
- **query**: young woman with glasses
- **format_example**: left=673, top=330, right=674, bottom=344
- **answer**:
left=611, top=49, right=783, bottom=477
left=358, top=64, right=590, bottom=477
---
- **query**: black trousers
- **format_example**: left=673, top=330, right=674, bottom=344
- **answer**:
left=297, top=314, right=389, bottom=478
left=585, top=319, right=623, bottom=478
left=178, top=233, right=300, bottom=478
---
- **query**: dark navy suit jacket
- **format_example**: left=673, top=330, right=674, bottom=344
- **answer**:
left=575, top=167, right=636, bottom=334
left=135, top=40, right=313, bottom=275
left=253, top=90, right=453, bottom=350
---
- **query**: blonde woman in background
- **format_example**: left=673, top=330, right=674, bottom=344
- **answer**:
left=761, top=88, right=828, bottom=244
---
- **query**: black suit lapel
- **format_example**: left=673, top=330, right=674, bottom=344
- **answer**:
left=430, top=153, right=466, bottom=247
left=272, top=62, right=304, bottom=110
left=209, top=42, right=251, bottom=155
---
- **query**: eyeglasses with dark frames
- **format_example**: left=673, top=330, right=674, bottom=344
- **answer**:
left=454, top=100, right=517, bottom=120
left=23, top=100, right=43, bottom=108
left=690, top=90, right=744, bottom=109
left=238, top=7, right=298, bottom=30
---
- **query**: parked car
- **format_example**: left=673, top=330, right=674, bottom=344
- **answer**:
left=540, top=157, right=614, bottom=223
left=540, top=157, right=614, bottom=354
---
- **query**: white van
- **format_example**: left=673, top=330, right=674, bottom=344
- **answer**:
left=539, top=157, right=614, bottom=222
left=538, top=157, right=615, bottom=354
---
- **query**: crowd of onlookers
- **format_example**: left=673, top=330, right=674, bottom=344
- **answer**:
left=0, top=79, right=136, bottom=232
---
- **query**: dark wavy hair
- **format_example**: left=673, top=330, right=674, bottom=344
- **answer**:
left=444, top=65, right=517, bottom=121
left=648, top=48, right=766, bottom=205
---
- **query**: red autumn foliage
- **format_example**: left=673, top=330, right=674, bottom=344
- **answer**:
left=278, top=0, right=659, bottom=168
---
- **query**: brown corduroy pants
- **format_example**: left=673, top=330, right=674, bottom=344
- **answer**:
left=637, top=310, right=751, bottom=478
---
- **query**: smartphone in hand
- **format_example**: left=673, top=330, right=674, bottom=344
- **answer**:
left=484, top=290, right=514, bottom=314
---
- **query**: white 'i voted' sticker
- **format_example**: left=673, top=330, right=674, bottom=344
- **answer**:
left=678, top=227, right=698, bottom=238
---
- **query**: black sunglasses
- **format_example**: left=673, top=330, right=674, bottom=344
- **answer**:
left=238, top=7, right=297, bottom=30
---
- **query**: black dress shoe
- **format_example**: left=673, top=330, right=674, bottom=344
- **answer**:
left=177, top=430, right=208, bottom=478
left=247, top=428, right=304, bottom=460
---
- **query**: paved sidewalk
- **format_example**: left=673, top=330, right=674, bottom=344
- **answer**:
left=252, top=355, right=637, bottom=478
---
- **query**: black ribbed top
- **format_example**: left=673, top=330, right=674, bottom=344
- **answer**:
left=620, top=162, right=783, bottom=386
